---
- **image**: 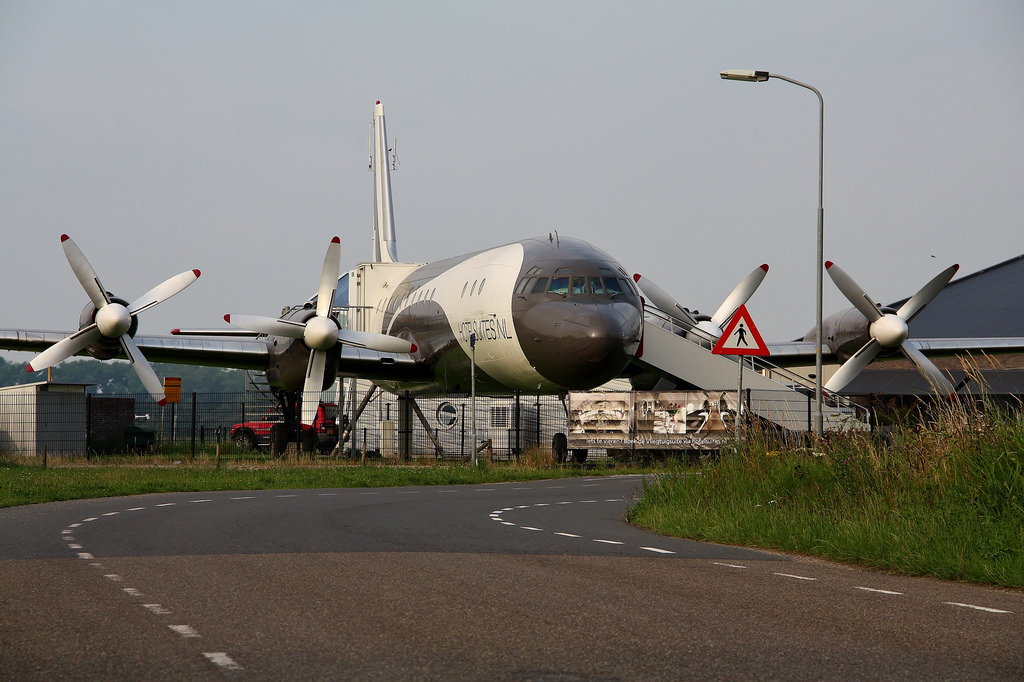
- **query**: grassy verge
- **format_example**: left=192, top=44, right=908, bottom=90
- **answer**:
left=0, top=451, right=634, bottom=509
left=628, top=398, right=1024, bottom=588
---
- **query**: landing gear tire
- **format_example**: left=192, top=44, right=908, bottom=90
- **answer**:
left=571, top=449, right=588, bottom=464
left=552, top=432, right=568, bottom=464
left=270, top=424, right=289, bottom=458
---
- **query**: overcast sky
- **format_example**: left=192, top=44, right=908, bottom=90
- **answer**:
left=1, top=1, right=1021, bottom=365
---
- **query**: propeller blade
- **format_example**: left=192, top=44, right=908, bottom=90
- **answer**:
left=316, top=237, right=341, bottom=318
left=302, top=350, right=328, bottom=425
left=129, top=269, right=202, bottom=316
left=632, top=274, right=696, bottom=328
left=710, top=264, right=769, bottom=329
left=824, top=339, right=882, bottom=393
left=896, top=264, right=959, bottom=322
left=825, top=262, right=883, bottom=323
left=900, top=342, right=955, bottom=395
left=119, top=334, right=167, bottom=405
left=27, top=325, right=101, bottom=372
left=224, top=314, right=307, bottom=339
left=61, top=234, right=110, bottom=308
left=338, top=329, right=417, bottom=354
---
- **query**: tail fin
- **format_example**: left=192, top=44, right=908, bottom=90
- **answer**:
left=371, top=101, right=398, bottom=263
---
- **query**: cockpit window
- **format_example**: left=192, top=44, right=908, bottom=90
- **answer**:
left=548, top=277, right=569, bottom=296
left=531, top=278, right=549, bottom=294
left=571, top=277, right=586, bottom=295
left=589, top=277, right=605, bottom=294
left=603, top=277, right=624, bottom=295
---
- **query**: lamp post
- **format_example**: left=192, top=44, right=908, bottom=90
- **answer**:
left=720, top=69, right=825, bottom=435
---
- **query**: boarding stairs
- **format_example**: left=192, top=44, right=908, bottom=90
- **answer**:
left=637, top=309, right=869, bottom=432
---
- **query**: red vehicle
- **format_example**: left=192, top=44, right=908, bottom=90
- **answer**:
left=230, top=402, right=339, bottom=454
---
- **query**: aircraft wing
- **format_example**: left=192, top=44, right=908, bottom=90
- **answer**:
left=763, top=337, right=1024, bottom=367
left=0, top=329, right=429, bottom=382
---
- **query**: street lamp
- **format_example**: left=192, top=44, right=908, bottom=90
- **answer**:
left=720, top=69, right=825, bottom=435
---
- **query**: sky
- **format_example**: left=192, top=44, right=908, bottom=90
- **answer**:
left=1, top=1, right=1022, bottom=365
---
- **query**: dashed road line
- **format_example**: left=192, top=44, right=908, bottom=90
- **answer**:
left=944, top=602, right=1013, bottom=614
left=640, top=546, right=675, bottom=554
left=855, top=586, right=903, bottom=595
left=204, top=652, right=243, bottom=671
left=593, top=539, right=624, bottom=545
left=775, top=573, right=818, bottom=581
left=713, top=562, right=748, bottom=569
left=169, top=624, right=201, bottom=638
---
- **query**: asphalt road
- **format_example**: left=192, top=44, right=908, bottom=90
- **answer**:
left=1, top=475, right=1021, bottom=680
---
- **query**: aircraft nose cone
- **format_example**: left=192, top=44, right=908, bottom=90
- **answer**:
left=518, top=300, right=642, bottom=389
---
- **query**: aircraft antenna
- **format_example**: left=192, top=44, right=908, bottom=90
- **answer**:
left=368, top=121, right=374, bottom=171
left=390, top=138, right=400, bottom=171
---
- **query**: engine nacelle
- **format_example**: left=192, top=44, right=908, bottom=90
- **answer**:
left=78, top=296, right=138, bottom=361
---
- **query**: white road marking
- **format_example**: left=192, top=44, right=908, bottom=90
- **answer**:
left=855, top=586, right=903, bottom=595
left=77, top=552, right=94, bottom=560
left=640, top=547, right=675, bottom=554
left=944, top=602, right=1013, bottom=614
left=555, top=532, right=581, bottom=538
left=230, top=496, right=254, bottom=500
left=82, top=517, right=98, bottom=522
left=521, top=526, right=543, bottom=532
left=126, top=507, right=146, bottom=511
left=169, top=624, right=200, bottom=638
left=555, top=501, right=573, bottom=505
left=156, top=503, right=176, bottom=507
left=143, top=603, right=172, bottom=615
left=68, top=523, right=81, bottom=528
left=474, top=488, right=496, bottom=492
left=203, top=652, right=243, bottom=671
left=712, top=562, right=748, bottom=569
left=62, top=529, right=73, bottom=535
left=123, top=588, right=143, bottom=597
left=102, top=512, right=119, bottom=516
left=359, top=492, right=380, bottom=495
left=190, top=499, right=213, bottom=503
left=775, top=573, right=818, bottom=581
left=501, top=522, right=516, bottom=526
left=436, top=490, right=459, bottom=494
left=67, top=543, right=82, bottom=549
left=104, top=574, right=123, bottom=582
left=534, top=503, right=550, bottom=507
left=594, top=539, right=624, bottom=545
left=580, top=500, right=597, bottom=504
left=275, top=495, right=297, bottom=499
left=317, top=492, right=338, bottom=496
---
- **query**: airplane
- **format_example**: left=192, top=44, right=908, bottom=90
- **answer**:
left=3, top=101, right=1021, bottom=445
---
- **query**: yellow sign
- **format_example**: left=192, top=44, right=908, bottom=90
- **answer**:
left=163, top=377, right=182, bottom=404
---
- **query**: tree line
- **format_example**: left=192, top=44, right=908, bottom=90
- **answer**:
left=0, top=356, right=246, bottom=394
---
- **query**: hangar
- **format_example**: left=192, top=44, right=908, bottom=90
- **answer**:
left=843, top=254, right=1024, bottom=398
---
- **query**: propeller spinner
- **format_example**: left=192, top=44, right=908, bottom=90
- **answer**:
left=27, top=234, right=201, bottom=405
left=225, top=236, right=417, bottom=425
left=823, top=261, right=958, bottom=395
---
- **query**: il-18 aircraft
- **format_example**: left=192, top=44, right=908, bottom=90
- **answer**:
left=3, top=101, right=1020, bottom=431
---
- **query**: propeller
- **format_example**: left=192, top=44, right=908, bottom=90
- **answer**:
left=224, top=236, right=417, bottom=425
left=634, top=264, right=769, bottom=344
left=824, top=261, right=958, bottom=395
left=27, top=234, right=201, bottom=405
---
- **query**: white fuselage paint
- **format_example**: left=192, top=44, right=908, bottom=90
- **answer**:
left=381, top=243, right=558, bottom=392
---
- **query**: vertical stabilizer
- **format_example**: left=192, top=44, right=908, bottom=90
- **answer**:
left=372, top=101, right=398, bottom=263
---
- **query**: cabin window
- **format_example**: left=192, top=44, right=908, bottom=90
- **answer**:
left=478, top=278, right=486, bottom=295
left=462, top=282, right=468, bottom=298
left=470, top=280, right=478, bottom=296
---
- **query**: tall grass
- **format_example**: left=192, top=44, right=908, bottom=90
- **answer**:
left=629, top=394, right=1024, bottom=588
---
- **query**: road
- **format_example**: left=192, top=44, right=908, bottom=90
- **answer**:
left=1, top=475, right=1021, bottom=680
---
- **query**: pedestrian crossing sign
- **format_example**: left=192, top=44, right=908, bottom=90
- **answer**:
left=712, top=305, right=770, bottom=356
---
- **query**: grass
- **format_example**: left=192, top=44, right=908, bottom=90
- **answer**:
left=628, top=394, right=1024, bottom=589
left=0, top=451, right=626, bottom=508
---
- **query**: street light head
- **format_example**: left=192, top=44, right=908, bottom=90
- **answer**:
left=720, top=69, right=770, bottom=82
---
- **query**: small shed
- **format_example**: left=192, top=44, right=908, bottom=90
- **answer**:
left=0, top=382, right=93, bottom=456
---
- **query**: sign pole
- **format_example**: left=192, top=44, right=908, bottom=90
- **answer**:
left=470, top=333, right=477, bottom=467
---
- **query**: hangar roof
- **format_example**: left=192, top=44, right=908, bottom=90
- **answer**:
left=889, top=254, right=1024, bottom=338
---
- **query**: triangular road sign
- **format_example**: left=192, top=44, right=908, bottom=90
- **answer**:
left=712, top=304, right=770, bottom=356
